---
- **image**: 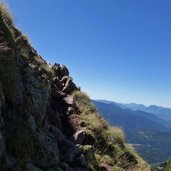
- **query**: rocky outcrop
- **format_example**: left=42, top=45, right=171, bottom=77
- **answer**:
left=0, top=4, right=150, bottom=171
left=0, top=6, right=89, bottom=170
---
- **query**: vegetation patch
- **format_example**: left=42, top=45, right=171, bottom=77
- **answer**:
left=0, top=2, right=13, bottom=26
left=72, top=91, right=96, bottom=115
left=72, top=90, right=150, bottom=170
left=101, top=126, right=124, bottom=145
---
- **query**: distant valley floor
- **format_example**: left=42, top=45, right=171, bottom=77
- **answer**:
left=93, top=100, right=171, bottom=164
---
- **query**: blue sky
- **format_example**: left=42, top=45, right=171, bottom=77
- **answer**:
left=6, top=0, right=171, bottom=107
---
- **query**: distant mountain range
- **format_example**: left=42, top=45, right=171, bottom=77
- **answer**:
left=92, top=100, right=171, bottom=164
left=118, top=102, right=171, bottom=123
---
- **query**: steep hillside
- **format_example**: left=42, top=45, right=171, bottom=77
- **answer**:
left=93, top=100, right=171, bottom=164
left=118, top=103, right=171, bottom=124
left=0, top=3, right=150, bottom=171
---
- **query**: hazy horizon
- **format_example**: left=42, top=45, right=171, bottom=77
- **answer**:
left=7, top=0, right=171, bottom=108
left=92, top=98, right=171, bottom=109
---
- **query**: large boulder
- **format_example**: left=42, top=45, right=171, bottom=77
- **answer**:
left=67, top=107, right=74, bottom=115
left=52, top=77, right=63, bottom=90
left=73, top=130, right=95, bottom=146
left=52, top=63, right=60, bottom=77
left=62, top=77, right=78, bottom=94
left=73, top=130, right=87, bottom=145
left=63, top=96, right=74, bottom=106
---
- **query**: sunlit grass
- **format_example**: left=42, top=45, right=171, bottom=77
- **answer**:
left=0, top=0, right=13, bottom=26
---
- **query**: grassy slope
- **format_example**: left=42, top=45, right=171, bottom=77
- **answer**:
left=72, top=91, right=150, bottom=171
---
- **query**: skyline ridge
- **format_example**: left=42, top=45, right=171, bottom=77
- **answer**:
left=93, top=98, right=171, bottom=109
left=7, top=0, right=171, bottom=108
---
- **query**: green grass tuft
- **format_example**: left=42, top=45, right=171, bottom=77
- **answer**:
left=72, top=91, right=96, bottom=115
left=101, top=126, right=125, bottom=145
left=72, top=90, right=150, bottom=170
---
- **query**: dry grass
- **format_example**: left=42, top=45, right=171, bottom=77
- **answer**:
left=0, top=1, right=13, bottom=26
left=101, top=126, right=125, bottom=145
left=34, top=55, right=54, bottom=79
left=72, top=90, right=150, bottom=171
left=125, top=144, right=151, bottom=171
left=82, top=113, right=107, bottom=133
left=72, top=91, right=96, bottom=115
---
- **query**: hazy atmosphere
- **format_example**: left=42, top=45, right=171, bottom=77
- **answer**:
left=7, top=0, right=171, bottom=107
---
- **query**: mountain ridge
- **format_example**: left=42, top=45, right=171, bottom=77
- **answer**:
left=95, top=99, right=171, bottom=123
left=95, top=99, right=171, bottom=111
left=93, top=100, right=171, bottom=165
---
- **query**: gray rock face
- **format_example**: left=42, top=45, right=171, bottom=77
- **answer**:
left=25, top=163, right=43, bottom=171
left=24, top=66, right=51, bottom=125
left=60, top=65, right=69, bottom=77
left=65, top=145, right=81, bottom=163
left=47, top=110, right=61, bottom=129
left=62, top=77, right=78, bottom=94
left=32, top=130, right=60, bottom=168
left=0, top=12, right=100, bottom=171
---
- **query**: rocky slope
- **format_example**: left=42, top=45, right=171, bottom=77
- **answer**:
left=0, top=3, right=150, bottom=171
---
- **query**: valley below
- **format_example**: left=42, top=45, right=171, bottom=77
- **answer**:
left=93, top=100, right=171, bottom=165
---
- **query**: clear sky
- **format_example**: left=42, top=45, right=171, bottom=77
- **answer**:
left=6, top=0, right=171, bottom=107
